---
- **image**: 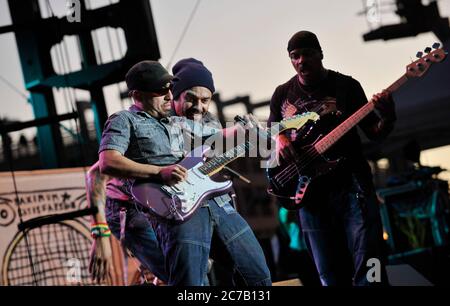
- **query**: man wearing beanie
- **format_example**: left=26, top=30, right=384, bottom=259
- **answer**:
left=268, top=31, right=396, bottom=286
left=171, top=58, right=215, bottom=119
left=167, top=58, right=269, bottom=286
left=96, top=60, right=271, bottom=286
left=171, top=58, right=222, bottom=130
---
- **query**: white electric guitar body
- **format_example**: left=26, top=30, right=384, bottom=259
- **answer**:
left=131, top=112, right=320, bottom=223
left=132, top=145, right=233, bottom=222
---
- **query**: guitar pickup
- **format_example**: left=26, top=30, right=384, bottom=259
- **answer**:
left=171, top=184, right=185, bottom=195
left=161, top=185, right=183, bottom=196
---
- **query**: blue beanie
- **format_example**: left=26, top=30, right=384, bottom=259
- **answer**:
left=171, top=58, right=215, bottom=99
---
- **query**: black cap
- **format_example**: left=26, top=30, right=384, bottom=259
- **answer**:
left=125, top=61, right=174, bottom=92
left=171, top=58, right=215, bottom=100
left=287, top=31, right=322, bottom=54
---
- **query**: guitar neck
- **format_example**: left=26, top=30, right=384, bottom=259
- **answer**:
left=198, top=141, right=253, bottom=176
left=314, top=74, right=408, bottom=154
left=197, top=123, right=284, bottom=176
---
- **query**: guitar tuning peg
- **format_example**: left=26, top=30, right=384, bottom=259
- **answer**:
left=416, top=51, right=423, bottom=58
left=424, top=47, right=432, bottom=53
left=432, top=42, right=441, bottom=49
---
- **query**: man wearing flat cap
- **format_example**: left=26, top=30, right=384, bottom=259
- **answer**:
left=268, top=31, right=396, bottom=286
left=87, top=61, right=176, bottom=285
left=97, top=60, right=271, bottom=286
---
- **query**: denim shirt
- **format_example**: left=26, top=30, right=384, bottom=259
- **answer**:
left=100, top=105, right=231, bottom=204
left=100, top=105, right=221, bottom=166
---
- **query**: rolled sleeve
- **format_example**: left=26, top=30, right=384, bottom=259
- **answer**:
left=99, top=113, right=131, bottom=155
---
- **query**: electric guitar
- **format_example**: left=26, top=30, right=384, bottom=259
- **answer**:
left=131, top=112, right=320, bottom=222
left=267, top=44, right=447, bottom=210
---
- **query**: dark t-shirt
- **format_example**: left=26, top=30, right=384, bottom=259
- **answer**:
left=269, top=70, right=380, bottom=191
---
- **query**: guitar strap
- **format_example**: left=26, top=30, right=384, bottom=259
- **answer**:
left=334, top=71, right=350, bottom=116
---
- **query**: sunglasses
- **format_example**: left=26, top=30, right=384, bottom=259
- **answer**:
left=149, top=82, right=174, bottom=97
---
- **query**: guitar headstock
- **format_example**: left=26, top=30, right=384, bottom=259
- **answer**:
left=279, top=112, right=320, bottom=132
left=406, top=43, right=447, bottom=78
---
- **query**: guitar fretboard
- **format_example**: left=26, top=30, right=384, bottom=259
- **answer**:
left=198, top=124, right=282, bottom=176
left=198, top=142, right=254, bottom=175
left=314, top=75, right=408, bottom=154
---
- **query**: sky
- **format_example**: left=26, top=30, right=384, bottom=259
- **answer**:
left=0, top=0, right=450, bottom=179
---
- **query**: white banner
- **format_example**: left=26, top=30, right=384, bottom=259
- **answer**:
left=0, top=168, right=97, bottom=285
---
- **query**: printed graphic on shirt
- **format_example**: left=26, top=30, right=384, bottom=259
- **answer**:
left=281, top=95, right=338, bottom=141
left=281, top=96, right=338, bottom=119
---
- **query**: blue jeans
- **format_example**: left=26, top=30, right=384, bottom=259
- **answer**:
left=298, top=178, right=388, bottom=286
left=105, top=198, right=168, bottom=283
left=150, top=199, right=272, bottom=286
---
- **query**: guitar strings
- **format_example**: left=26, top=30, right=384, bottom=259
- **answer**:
left=273, top=122, right=353, bottom=185
left=201, top=120, right=281, bottom=175
left=272, top=102, right=329, bottom=184
left=274, top=127, right=336, bottom=184
left=274, top=146, right=320, bottom=185
left=274, top=114, right=359, bottom=184
left=274, top=99, right=377, bottom=185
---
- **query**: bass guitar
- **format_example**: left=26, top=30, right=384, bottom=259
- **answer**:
left=267, top=44, right=447, bottom=210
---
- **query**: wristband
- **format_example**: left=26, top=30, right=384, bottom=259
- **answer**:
left=91, top=223, right=111, bottom=238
